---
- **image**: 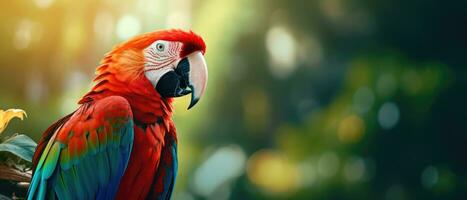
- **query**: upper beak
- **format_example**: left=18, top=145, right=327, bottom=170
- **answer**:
left=184, top=51, right=208, bottom=109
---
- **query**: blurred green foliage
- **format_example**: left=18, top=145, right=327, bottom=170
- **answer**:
left=1, top=0, right=466, bottom=199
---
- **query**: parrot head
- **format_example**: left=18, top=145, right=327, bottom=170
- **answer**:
left=85, top=29, right=207, bottom=110
left=140, top=30, right=207, bottom=109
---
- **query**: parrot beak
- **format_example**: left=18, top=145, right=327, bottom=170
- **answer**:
left=155, top=51, right=208, bottom=109
left=184, top=51, right=208, bottom=109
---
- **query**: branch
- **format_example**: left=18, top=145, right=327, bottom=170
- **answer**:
left=0, top=164, right=31, bottom=183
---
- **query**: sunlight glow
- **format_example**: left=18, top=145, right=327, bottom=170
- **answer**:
left=116, top=15, right=142, bottom=40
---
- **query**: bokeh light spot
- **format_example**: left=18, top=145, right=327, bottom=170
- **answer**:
left=421, top=166, right=439, bottom=189
left=116, top=15, right=142, bottom=40
left=34, top=0, right=54, bottom=9
left=343, top=156, right=366, bottom=182
left=13, top=20, right=34, bottom=50
left=297, top=159, right=318, bottom=188
left=378, top=102, right=400, bottom=130
left=193, top=145, right=246, bottom=197
left=247, top=149, right=299, bottom=194
left=266, top=26, right=297, bottom=78
left=317, top=152, right=340, bottom=178
left=353, top=86, right=374, bottom=113
left=338, top=115, right=365, bottom=143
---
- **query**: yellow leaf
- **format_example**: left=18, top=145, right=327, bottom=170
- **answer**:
left=0, top=109, right=27, bottom=134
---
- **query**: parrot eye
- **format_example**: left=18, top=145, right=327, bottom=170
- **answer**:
left=156, top=43, right=165, bottom=51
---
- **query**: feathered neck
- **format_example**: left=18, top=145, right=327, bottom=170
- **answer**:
left=79, top=49, right=173, bottom=125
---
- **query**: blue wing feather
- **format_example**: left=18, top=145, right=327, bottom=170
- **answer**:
left=27, top=96, right=134, bottom=200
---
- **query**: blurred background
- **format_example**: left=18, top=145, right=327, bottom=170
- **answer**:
left=1, top=0, right=467, bottom=199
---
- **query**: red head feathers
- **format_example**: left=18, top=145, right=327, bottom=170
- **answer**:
left=112, top=29, right=206, bottom=57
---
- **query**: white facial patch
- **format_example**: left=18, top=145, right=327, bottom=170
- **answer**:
left=143, top=40, right=182, bottom=87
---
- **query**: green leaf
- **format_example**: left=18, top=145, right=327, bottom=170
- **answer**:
left=0, top=134, right=37, bottom=162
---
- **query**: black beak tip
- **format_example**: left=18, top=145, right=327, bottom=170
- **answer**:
left=187, top=98, right=199, bottom=110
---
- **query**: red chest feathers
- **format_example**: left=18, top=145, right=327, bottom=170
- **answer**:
left=115, top=123, right=168, bottom=199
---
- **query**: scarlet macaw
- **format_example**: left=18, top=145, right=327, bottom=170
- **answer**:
left=27, top=29, right=208, bottom=200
